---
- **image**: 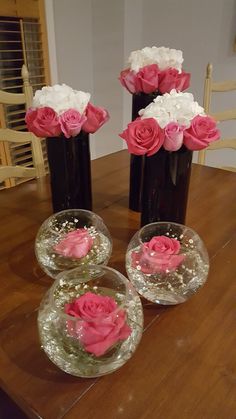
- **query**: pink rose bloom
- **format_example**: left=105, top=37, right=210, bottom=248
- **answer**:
left=119, top=118, right=164, bottom=156
left=54, top=228, right=93, bottom=259
left=135, top=64, right=160, bottom=94
left=158, top=68, right=190, bottom=94
left=131, top=235, right=185, bottom=274
left=184, top=115, right=220, bottom=150
left=163, top=122, right=185, bottom=151
left=176, top=70, right=191, bottom=91
left=59, top=109, right=86, bottom=138
left=82, top=102, right=109, bottom=134
left=65, top=292, right=131, bottom=357
left=25, top=107, right=61, bottom=137
left=119, top=68, right=137, bottom=94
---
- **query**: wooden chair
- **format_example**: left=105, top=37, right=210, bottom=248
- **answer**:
left=198, top=63, right=236, bottom=172
left=0, top=65, right=45, bottom=184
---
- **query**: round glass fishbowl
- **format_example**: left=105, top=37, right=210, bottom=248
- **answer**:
left=35, top=209, right=112, bottom=278
left=38, top=265, right=143, bottom=377
left=126, top=222, right=209, bottom=305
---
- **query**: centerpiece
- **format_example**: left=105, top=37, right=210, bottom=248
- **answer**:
left=126, top=222, right=209, bottom=305
left=26, top=84, right=109, bottom=212
left=35, top=209, right=113, bottom=278
left=38, top=265, right=143, bottom=377
left=119, top=89, right=220, bottom=226
left=119, top=46, right=190, bottom=211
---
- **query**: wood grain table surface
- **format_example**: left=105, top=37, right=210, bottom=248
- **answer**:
left=0, top=150, right=235, bottom=419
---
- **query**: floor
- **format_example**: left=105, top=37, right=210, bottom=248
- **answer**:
left=0, top=389, right=27, bottom=419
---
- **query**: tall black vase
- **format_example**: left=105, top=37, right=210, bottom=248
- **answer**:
left=46, top=131, right=92, bottom=213
left=141, top=146, right=193, bottom=227
left=129, top=91, right=159, bottom=212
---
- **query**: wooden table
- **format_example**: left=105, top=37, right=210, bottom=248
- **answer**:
left=0, top=150, right=235, bottom=419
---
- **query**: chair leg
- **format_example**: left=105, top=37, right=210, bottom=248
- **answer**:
left=198, top=150, right=206, bottom=165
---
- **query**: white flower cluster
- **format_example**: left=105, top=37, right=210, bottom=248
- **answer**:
left=128, top=46, right=184, bottom=73
left=32, top=84, right=91, bottom=115
left=139, top=90, right=205, bottom=128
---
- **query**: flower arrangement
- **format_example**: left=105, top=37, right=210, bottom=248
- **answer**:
left=38, top=264, right=143, bottom=377
left=65, top=291, right=131, bottom=357
left=119, top=46, right=190, bottom=94
left=126, top=222, right=209, bottom=305
left=35, top=209, right=113, bottom=279
left=25, top=84, right=109, bottom=138
left=120, top=89, right=220, bottom=155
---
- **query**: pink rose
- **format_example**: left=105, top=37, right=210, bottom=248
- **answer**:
left=163, top=122, right=185, bottom=151
left=135, top=64, right=160, bottom=94
left=176, top=70, right=191, bottom=91
left=25, top=107, right=61, bottom=137
left=184, top=115, right=220, bottom=151
left=54, top=228, right=93, bottom=258
left=119, top=118, right=164, bottom=156
left=119, top=68, right=137, bottom=94
left=158, top=68, right=190, bottom=94
left=82, top=102, right=109, bottom=133
left=131, top=235, right=185, bottom=274
left=65, top=292, right=131, bottom=357
left=59, top=109, right=86, bottom=138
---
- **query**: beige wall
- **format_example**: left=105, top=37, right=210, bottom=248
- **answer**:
left=51, top=0, right=124, bottom=159
left=48, top=0, right=236, bottom=166
left=141, top=0, right=236, bottom=167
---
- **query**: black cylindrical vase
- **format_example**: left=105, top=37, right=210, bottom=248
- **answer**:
left=46, top=131, right=92, bottom=213
left=129, top=91, right=159, bottom=212
left=141, top=146, right=193, bottom=227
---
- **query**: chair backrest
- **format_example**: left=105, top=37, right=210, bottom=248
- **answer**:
left=198, top=63, right=236, bottom=172
left=0, top=65, right=45, bottom=184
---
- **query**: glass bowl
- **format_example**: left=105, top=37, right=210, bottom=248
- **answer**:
left=35, top=209, right=112, bottom=278
left=126, top=222, right=209, bottom=305
left=38, top=265, right=143, bottom=377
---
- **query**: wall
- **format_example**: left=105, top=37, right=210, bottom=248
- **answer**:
left=47, top=0, right=236, bottom=166
left=50, top=0, right=124, bottom=159
left=140, top=0, right=236, bottom=167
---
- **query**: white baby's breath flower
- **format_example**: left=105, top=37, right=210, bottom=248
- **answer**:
left=128, top=46, right=184, bottom=73
left=32, top=84, right=91, bottom=115
left=140, top=89, right=205, bottom=128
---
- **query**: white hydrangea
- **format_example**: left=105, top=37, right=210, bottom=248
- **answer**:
left=139, top=89, right=205, bottom=128
left=32, top=84, right=91, bottom=115
left=128, top=46, right=184, bottom=73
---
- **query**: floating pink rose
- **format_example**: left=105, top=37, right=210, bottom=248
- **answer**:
left=82, top=102, right=109, bottom=134
left=131, top=235, right=185, bottom=274
left=119, top=118, right=164, bottom=156
left=163, top=122, right=185, bottom=151
left=183, top=115, right=220, bottom=150
left=135, top=64, right=160, bottom=94
left=25, top=107, right=61, bottom=137
left=158, top=68, right=190, bottom=94
left=65, top=292, right=131, bottom=357
left=119, top=68, right=137, bottom=94
left=54, top=228, right=93, bottom=259
left=59, top=109, right=87, bottom=138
